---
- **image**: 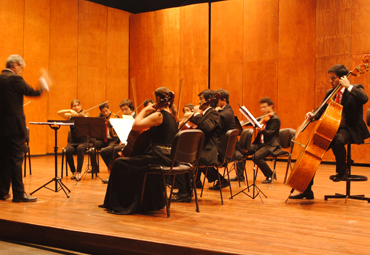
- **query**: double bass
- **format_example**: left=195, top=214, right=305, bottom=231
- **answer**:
left=286, top=56, right=370, bottom=193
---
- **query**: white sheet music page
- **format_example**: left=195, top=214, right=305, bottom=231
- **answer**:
left=109, top=117, right=134, bottom=143
left=239, top=106, right=262, bottom=129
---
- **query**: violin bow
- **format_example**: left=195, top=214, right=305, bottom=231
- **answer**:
left=84, top=100, right=109, bottom=113
left=23, top=100, right=32, bottom=107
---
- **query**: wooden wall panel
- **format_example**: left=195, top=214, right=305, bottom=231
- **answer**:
left=211, top=0, right=244, bottom=117
left=107, top=8, right=131, bottom=114
left=352, top=0, right=370, bottom=56
left=179, top=3, right=209, bottom=115
left=77, top=0, right=107, bottom=118
left=242, top=0, right=279, bottom=120
left=153, top=8, right=180, bottom=96
left=23, top=0, right=50, bottom=155
left=47, top=0, right=79, bottom=151
left=278, top=0, right=315, bottom=161
left=130, top=12, right=154, bottom=110
left=0, top=0, right=24, bottom=62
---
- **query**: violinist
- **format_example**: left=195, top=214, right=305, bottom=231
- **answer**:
left=94, top=103, right=120, bottom=151
left=178, top=103, right=194, bottom=129
left=59, top=99, right=99, bottom=181
left=290, top=64, right=370, bottom=200
left=250, top=97, right=282, bottom=184
left=99, top=87, right=178, bottom=215
left=100, top=99, right=135, bottom=183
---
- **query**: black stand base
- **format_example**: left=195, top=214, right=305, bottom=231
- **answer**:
left=324, top=193, right=370, bottom=203
left=31, top=177, right=70, bottom=198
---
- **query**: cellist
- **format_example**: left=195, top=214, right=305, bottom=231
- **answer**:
left=290, top=64, right=370, bottom=200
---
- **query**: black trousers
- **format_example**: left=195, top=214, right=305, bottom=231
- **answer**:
left=65, top=142, right=98, bottom=173
left=0, top=136, right=26, bottom=197
left=250, top=144, right=273, bottom=178
left=304, top=127, right=353, bottom=193
left=100, top=144, right=126, bottom=170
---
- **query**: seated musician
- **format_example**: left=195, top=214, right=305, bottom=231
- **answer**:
left=173, top=89, right=229, bottom=202
left=249, top=97, right=282, bottom=184
left=215, top=89, right=246, bottom=183
left=99, top=87, right=178, bottom=215
left=58, top=99, right=99, bottom=181
left=100, top=99, right=135, bottom=183
left=178, top=103, right=194, bottom=129
left=290, top=64, right=370, bottom=199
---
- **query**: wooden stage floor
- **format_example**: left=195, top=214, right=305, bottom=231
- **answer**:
left=1, top=155, right=370, bottom=255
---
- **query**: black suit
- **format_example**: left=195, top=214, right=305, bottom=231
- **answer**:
left=305, top=84, right=370, bottom=193
left=0, top=69, right=44, bottom=198
left=250, top=113, right=282, bottom=178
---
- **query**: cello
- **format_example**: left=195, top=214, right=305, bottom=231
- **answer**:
left=286, top=56, right=370, bottom=193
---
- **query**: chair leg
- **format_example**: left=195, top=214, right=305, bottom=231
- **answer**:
left=217, top=166, right=224, bottom=205
left=139, top=173, right=148, bottom=209
left=163, top=172, right=170, bottom=217
left=243, top=158, right=250, bottom=191
left=222, top=163, right=233, bottom=199
left=192, top=169, right=200, bottom=212
left=283, top=155, right=293, bottom=184
left=28, top=149, right=31, bottom=175
left=271, top=157, right=278, bottom=184
left=200, top=167, right=208, bottom=198
left=24, top=153, right=27, bottom=177
left=61, top=150, right=65, bottom=178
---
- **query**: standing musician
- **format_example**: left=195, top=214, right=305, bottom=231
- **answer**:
left=0, top=54, right=49, bottom=202
left=290, top=64, right=370, bottom=199
left=58, top=99, right=99, bottom=181
left=100, top=99, right=135, bottom=184
left=250, top=97, right=283, bottom=184
left=99, top=87, right=178, bottom=215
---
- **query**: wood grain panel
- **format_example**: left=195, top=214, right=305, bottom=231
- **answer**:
left=107, top=8, right=131, bottom=114
left=153, top=8, right=180, bottom=98
left=316, top=0, right=352, bottom=57
left=278, top=0, right=316, bottom=158
left=179, top=3, right=208, bottom=114
left=23, top=0, right=50, bottom=155
left=211, top=0, right=243, bottom=118
left=47, top=0, right=79, bottom=152
left=242, top=0, right=279, bottom=122
left=130, top=12, right=154, bottom=109
left=78, top=0, right=107, bottom=118
left=352, top=0, right=370, bottom=55
left=0, top=0, right=24, bottom=61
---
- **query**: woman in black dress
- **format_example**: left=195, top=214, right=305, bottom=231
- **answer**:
left=100, top=87, right=178, bottom=215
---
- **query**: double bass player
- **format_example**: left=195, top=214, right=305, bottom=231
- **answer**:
left=290, top=64, right=370, bottom=199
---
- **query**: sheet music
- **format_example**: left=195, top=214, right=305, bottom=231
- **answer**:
left=238, top=106, right=262, bottom=129
left=109, top=118, right=134, bottom=143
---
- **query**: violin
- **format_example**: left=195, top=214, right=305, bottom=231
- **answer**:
left=260, top=112, right=274, bottom=125
left=178, top=92, right=221, bottom=131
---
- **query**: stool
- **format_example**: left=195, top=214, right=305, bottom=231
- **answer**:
left=324, top=143, right=370, bottom=203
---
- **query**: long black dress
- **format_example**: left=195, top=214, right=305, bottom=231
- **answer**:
left=101, top=110, right=178, bottom=215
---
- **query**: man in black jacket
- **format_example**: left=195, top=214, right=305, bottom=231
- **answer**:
left=0, top=54, right=49, bottom=202
left=290, top=64, right=370, bottom=199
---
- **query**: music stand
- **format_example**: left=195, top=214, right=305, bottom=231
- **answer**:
left=230, top=105, right=267, bottom=202
left=73, top=117, right=105, bottom=180
left=29, top=121, right=73, bottom=198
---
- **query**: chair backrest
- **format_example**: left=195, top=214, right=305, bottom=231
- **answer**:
left=220, top=129, right=239, bottom=165
left=239, top=128, right=254, bottom=152
left=25, top=126, right=30, bottom=145
left=367, top=108, right=370, bottom=126
left=279, top=128, right=296, bottom=149
left=170, top=130, right=205, bottom=168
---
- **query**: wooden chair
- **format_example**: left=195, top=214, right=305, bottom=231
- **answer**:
left=23, top=126, right=31, bottom=177
left=140, top=129, right=205, bottom=218
left=200, top=129, right=239, bottom=204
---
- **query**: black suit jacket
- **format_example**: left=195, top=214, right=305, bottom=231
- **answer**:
left=316, top=84, right=370, bottom=144
left=253, top=113, right=283, bottom=156
left=191, top=108, right=221, bottom=166
left=0, top=69, right=43, bottom=138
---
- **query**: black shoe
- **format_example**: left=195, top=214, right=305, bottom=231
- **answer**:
left=98, top=204, right=106, bottom=208
left=230, top=176, right=245, bottom=182
left=171, top=193, right=191, bottom=203
left=332, top=169, right=349, bottom=182
left=0, top=194, right=10, bottom=200
left=102, top=177, right=109, bottom=184
left=262, top=175, right=272, bottom=184
left=209, top=180, right=230, bottom=190
left=289, top=191, right=314, bottom=200
left=195, top=181, right=203, bottom=189
left=12, top=193, right=37, bottom=202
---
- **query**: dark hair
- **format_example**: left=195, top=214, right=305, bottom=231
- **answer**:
left=183, top=103, right=194, bottom=113
left=99, top=103, right=109, bottom=111
left=198, top=89, right=217, bottom=108
left=259, top=97, right=274, bottom=106
left=70, top=99, right=80, bottom=108
left=119, top=99, right=134, bottom=111
left=328, top=64, right=348, bottom=78
left=144, top=98, right=154, bottom=107
left=154, top=87, right=174, bottom=108
left=215, top=89, right=230, bottom=104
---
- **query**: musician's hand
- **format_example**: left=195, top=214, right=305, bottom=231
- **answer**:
left=193, top=105, right=202, bottom=114
left=144, top=103, right=156, bottom=113
left=305, top=111, right=314, bottom=120
left=183, top=112, right=193, bottom=119
left=339, top=76, right=351, bottom=88
left=70, top=109, right=79, bottom=116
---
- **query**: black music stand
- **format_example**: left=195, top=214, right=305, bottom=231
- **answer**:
left=29, top=121, right=73, bottom=198
left=230, top=105, right=267, bottom=202
left=73, top=117, right=105, bottom=180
